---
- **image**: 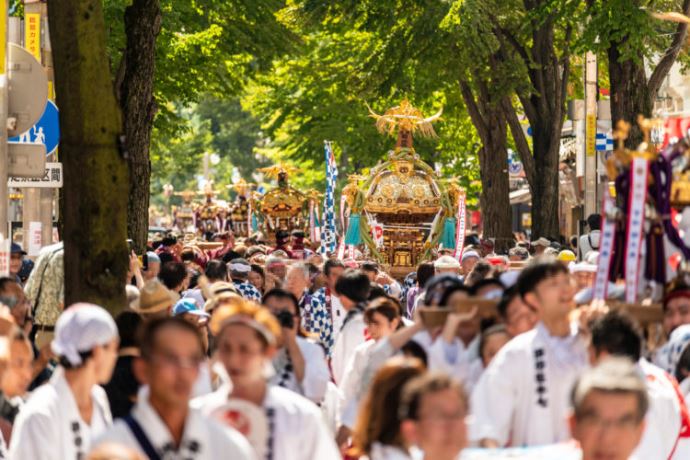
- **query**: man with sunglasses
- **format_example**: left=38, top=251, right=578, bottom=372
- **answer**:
left=92, top=317, right=253, bottom=459
left=470, top=259, right=589, bottom=448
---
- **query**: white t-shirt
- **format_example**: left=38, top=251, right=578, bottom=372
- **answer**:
left=579, top=230, right=600, bottom=260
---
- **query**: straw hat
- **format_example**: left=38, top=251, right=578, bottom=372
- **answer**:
left=130, top=280, right=179, bottom=315
left=434, top=255, right=461, bottom=269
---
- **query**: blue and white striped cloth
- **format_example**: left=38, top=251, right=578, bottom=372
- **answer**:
left=322, top=141, right=338, bottom=255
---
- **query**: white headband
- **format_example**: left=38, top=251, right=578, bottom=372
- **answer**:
left=229, top=263, right=251, bottom=273
left=219, top=315, right=276, bottom=346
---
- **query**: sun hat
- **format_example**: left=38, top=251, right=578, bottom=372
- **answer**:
left=434, top=255, right=461, bottom=269
left=130, top=279, right=179, bottom=315
left=532, top=237, right=551, bottom=247
left=51, top=303, right=118, bottom=366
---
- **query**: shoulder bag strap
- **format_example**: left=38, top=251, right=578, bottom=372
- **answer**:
left=123, top=414, right=162, bottom=460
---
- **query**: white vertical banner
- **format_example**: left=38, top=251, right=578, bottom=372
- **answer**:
left=0, top=237, right=9, bottom=278
left=624, top=157, right=649, bottom=304
left=247, top=196, right=252, bottom=233
left=454, top=192, right=467, bottom=261
left=593, top=187, right=616, bottom=300
left=28, top=221, right=42, bottom=256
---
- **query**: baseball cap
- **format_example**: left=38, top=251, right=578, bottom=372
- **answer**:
left=51, top=303, right=119, bottom=367
left=172, top=298, right=210, bottom=318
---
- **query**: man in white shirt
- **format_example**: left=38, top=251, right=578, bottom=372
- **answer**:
left=569, top=358, right=648, bottom=460
left=579, top=214, right=601, bottom=261
left=589, top=311, right=690, bottom=460
left=92, top=317, right=253, bottom=459
left=331, top=269, right=370, bottom=385
left=470, top=259, right=588, bottom=447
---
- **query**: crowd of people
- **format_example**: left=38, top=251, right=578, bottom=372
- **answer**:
left=0, top=221, right=687, bottom=459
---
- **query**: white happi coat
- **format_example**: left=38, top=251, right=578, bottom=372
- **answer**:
left=194, top=384, right=340, bottom=460
left=470, top=322, right=588, bottom=447
left=363, top=442, right=413, bottom=460
left=636, top=359, right=690, bottom=460
left=331, top=311, right=367, bottom=386
left=426, top=335, right=480, bottom=384
left=10, top=368, right=112, bottom=460
left=92, top=388, right=254, bottom=460
left=339, top=339, right=378, bottom=428
left=270, top=337, right=330, bottom=404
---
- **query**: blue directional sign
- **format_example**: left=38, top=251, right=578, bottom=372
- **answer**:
left=9, top=100, right=60, bottom=156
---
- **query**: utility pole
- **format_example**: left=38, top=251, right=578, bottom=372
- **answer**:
left=22, top=1, right=53, bottom=252
left=584, top=51, right=598, bottom=217
left=40, top=3, right=54, bottom=247
left=0, top=1, right=7, bottom=238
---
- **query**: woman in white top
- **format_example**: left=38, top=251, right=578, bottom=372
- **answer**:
left=195, top=298, right=339, bottom=460
left=349, top=357, right=425, bottom=460
left=10, top=303, right=119, bottom=459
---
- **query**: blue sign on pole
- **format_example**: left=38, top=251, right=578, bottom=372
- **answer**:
left=9, top=100, right=60, bottom=156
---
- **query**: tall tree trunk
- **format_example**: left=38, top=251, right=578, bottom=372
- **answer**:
left=606, top=0, right=690, bottom=148
left=608, top=44, right=651, bottom=148
left=529, top=128, right=561, bottom=240
left=118, top=0, right=162, bottom=253
left=48, top=0, right=129, bottom=313
left=477, top=114, right=513, bottom=253
left=460, top=83, right=513, bottom=253
left=497, top=16, right=570, bottom=241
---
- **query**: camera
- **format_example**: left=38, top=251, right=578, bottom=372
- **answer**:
left=274, top=310, right=294, bottom=329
